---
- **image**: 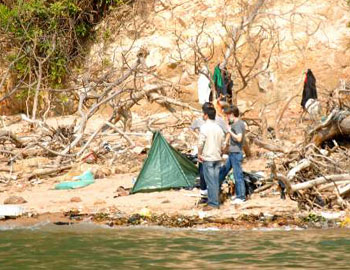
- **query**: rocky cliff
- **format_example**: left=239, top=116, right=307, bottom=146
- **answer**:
left=87, top=0, right=350, bottom=117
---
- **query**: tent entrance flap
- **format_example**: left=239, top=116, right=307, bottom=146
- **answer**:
left=131, top=132, right=198, bottom=193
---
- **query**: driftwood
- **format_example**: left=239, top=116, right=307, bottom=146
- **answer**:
left=147, top=92, right=200, bottom=112
left=287, top=159, right=311, bottom=181
left=276, top=173, right=292, bottom=194
left=254, top=182, right=273, bottom=193
left=0, top=130, right=24, bottom=148
left=339, top=184, right=350, bottom=196
left=319, top=181, right=350, bottom=191
left=311, top=112, right=350, bottom=146
left=77, top=124, right=105, bottom=157
left=0, top=166, right=11, bottom=172
left=23, top=165, right=73, bottom=180
left=291, top=174, right=350, bottom=192
left=274, top=94, right=299, bottom=139
left=250, top=136, right=290, bottom=154
left=105, top=121, right=135, bottom=147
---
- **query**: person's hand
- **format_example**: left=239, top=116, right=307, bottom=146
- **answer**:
left=198, top=155, right=204, bottom=162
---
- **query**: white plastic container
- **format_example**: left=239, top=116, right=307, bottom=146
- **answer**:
left=0, top=205, right=24, bottom=217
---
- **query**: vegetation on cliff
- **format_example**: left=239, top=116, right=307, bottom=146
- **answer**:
left=0, top=0, right=123, bottom=116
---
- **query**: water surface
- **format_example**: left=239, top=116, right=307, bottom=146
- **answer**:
left=0, top=224, right=349, bottom=269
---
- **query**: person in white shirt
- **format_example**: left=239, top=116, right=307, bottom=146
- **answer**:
left=198, top=107, right=225, bottom=210
left=190, top=102, right=228, bottom=205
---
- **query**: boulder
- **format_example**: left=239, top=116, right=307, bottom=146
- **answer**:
left=70, top=197, right=82, bottom=203
left=4, top=196, right=27, bottom=205
left=114, top=186, right=129, bottom=197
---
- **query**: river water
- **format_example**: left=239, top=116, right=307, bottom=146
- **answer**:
left=1, top=224, right=350, bottom=269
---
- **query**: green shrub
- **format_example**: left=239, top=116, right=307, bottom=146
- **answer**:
left=0, top=0, right=122, bottom=87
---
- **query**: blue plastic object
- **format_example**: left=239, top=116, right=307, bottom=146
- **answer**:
left=55, top=170, right=95, bottom=190
left=72, top=170, right=94, bottom=181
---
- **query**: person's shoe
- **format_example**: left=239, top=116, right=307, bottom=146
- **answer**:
left=200, top=189, right=208, bottom=196
left=203, top=205, right=219, bottom=211
left=198, top=197, right=208, bottom=205
left=231, top=198, right=245, bottom=205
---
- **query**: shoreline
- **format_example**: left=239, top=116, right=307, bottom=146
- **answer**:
left=0, top=209, right=346, bottom=231
left=1, top=173, right=349, bottom=231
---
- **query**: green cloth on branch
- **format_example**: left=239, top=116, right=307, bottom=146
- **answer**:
left=213, top=66, right=223, bottom=88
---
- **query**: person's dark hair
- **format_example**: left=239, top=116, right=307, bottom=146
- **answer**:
left=202, top=102, right=213, bottom=114
left=206, top=107, right=216, bottom=120
left=232, top=105, right=240, bottom=117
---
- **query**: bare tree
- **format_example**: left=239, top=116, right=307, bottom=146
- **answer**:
left=171, top=0, right=277, bottom=104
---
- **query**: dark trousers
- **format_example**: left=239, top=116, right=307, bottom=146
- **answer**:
left=199, top=162, right=207, bottom=191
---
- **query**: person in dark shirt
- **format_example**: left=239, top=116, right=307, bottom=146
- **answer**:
left=219, top=105, right=246, bottom=204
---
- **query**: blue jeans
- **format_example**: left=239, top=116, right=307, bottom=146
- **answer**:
left=203, top=161, right=221, bottom=207
left=219, top=152, right=245, bottom=200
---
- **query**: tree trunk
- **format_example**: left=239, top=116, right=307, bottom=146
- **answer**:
left=32, top=62, right=43, bottom=121
left=311, top=116, right=350, bottom=146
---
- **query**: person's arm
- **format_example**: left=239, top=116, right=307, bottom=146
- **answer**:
left=190, top=128, right=199, bottom=139
left=221, top=133, right=229, bottom=153
left=229, top=130, right=242, bottom=143
left=190, top=119, right=200, bottom=138
left=227, top=123, right=243, bottom=143
left=198, top=131, right=206, bottom=161
left=224, top=132, right=230, bottom=146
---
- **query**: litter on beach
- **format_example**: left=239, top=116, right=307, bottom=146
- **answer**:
left=55, top=170, right=95, bottom=190
left=0, top=205, right=24, bottom=217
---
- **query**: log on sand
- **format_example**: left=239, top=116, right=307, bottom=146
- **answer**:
left=311, top=115, right=350, bottom=146
left=0, top=130, right=24, bottom=148
left=291, top=174, right=350, bottom=192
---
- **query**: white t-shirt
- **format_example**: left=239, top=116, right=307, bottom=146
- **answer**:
left=198, top=119, right=225, bottom=161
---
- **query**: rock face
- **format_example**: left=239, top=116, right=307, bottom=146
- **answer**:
left=88, top=0, right=350, bottom=109
left=4, top=196, right=27, bottom=205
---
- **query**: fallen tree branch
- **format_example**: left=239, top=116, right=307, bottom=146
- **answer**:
left=37, top=144, right=76, bottom=157
left=250, top=136, right=290, bottom=154
left=254, top=182, right=273, bottom=193
left=276, top=173, right=292, bottom=194
left=104, top=121, right=135, bottom=147
left=0, top=167, right=12, bottom=172
left=0, top=130, right=24, bottom=148
left=77, top=124, right=105, bottom=157
left=287, top=159, right=311, bottom=180
left=339, top=184, right=350, bottom=196
left=319, top=181, right=350, bottom=191
left=24, top=165, right=73, bottom=180
left=274, top=94, right=299, bottom=138
left=291, top=174, right=350, bottom=192
left=308, top=108, right=338, bottom=136
left=148, top=92, right=201, bottom=112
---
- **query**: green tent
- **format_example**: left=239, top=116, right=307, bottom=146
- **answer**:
left=131, top=131, right=198, bottom=194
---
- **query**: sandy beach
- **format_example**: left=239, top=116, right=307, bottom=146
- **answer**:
left=0, top=170, right=308, bottom=229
